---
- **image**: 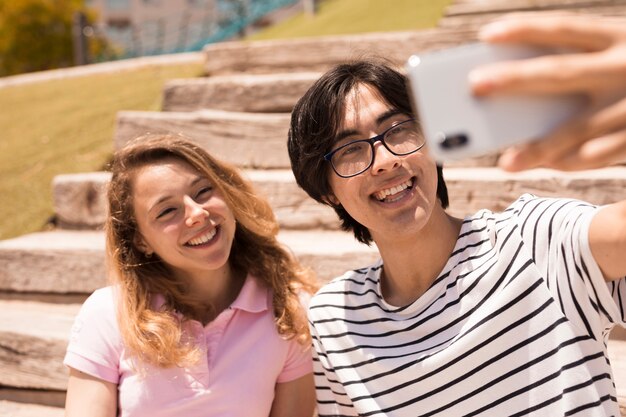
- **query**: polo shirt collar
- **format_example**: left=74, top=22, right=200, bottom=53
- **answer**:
left=150, top=274, right=270, bottom=314
left=230, top=274, right=270, bottom=313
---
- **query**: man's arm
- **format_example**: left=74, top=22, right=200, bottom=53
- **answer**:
left=589, top=200, right=626, bottom=281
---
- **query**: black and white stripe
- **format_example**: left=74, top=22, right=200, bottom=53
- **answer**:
left=309, top=195, right=626, bottom=416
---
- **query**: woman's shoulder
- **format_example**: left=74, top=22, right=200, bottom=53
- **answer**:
left=65, top=286, right=124, bottom=382
left=75, top=286, right=120, bottom=330
left=82, top=286, right=118, bottom=310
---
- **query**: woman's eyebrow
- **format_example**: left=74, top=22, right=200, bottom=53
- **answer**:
left=191, top=176, right=205, bottom=186
left=147, top=176, right=207, bottom=213
left=148, top=194, right=174, bottom=214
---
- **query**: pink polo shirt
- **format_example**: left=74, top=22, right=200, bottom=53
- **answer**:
left=64, top=275, right=313, bottom=417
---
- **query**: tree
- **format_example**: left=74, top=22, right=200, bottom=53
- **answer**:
left=0, top=0, right=108, bottom=76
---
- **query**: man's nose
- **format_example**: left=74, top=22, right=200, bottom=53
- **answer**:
left=370, top=142, right=401, bottom=175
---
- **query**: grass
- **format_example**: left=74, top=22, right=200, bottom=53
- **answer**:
left=0, top=0, right=452, bottom=240
left=247, top=0, right=453, bottom=40
left=0, top=63, right=203, bottom=239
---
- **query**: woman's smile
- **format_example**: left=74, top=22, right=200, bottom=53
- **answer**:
left=185, top=226, right=219, bottom=247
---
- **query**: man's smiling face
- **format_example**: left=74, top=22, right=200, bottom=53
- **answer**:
left=326, top=83, right=440, bottom=244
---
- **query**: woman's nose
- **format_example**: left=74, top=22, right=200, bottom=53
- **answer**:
left=184, top=196, right=209, bottom=227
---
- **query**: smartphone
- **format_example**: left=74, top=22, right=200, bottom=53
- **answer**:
left=406, top=43, right=585, bottom=163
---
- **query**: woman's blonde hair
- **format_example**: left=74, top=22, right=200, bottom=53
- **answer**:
left=105, top=133, right=317, bottom=368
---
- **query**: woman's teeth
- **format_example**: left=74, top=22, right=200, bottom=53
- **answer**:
left=374, top=179, right=413, bottom=202
left=187, top=228, right=217, bottom=246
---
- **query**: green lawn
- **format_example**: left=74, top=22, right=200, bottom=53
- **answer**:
left=248, top=0, right=453, bottom=40
left=0, top=63, right=203, bottom=239
left=0, top=0, right=452, bottom=240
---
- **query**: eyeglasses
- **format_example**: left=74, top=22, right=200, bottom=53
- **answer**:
left=324, top=119, right=425, bottom=178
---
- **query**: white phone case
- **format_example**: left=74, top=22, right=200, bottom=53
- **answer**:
left=406, top=43, right=585, bottom=163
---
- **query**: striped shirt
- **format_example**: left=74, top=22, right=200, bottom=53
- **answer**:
left=309, top=195, right=626, bottom=417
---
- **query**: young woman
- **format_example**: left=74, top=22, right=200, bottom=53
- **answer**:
left=64, top=134, right=317, bottom=417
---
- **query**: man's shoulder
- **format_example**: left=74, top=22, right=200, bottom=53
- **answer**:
left=309, top=262, right=381, bottom=307
left=495, top=193, right=596, bottom=224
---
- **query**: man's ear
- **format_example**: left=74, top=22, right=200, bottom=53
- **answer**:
left=134, top=233, right=153, bottom=256
left=322, top=192, right=340, bottom=206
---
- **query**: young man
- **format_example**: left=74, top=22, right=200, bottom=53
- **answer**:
left=287, top=15, right=626, bottom=417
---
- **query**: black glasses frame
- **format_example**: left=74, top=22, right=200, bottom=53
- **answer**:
left=323, top=118, right=424, bottom=178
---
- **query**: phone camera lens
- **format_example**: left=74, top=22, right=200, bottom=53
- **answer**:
left=437, top=132, right=469, bottom=149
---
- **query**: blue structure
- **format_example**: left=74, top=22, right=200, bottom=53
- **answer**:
left=94, top=0, right=299, bottom=60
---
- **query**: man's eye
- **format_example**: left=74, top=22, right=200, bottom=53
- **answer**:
left=337, top=142, right=368, bottom=158
left=388, top=124, right=408, bottom=136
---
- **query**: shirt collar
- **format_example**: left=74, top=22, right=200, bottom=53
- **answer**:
left=230, top=274, right=270, bottom=313
left=150, top=274, right=270, bottom=314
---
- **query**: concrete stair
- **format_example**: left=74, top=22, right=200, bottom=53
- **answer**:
left=0, top=401, right=64, bottom=417
left=0, top=300, right=79, bottom=393
left=0, top=230, right=378, bottom=295
left=53, top=167, right=626, bottom=231
left=3, top=0, right=626, bottom=415
left=53, top=169, right=341, bottom=231
left=440, top=0, right=626, bottom=30
left=2, top=288, right=622, bottom=414
left=162, top=72, right=321, bottom=113
left=202, top=26, right=477, bottom=75
left=115, top=109, right=291, bottom=168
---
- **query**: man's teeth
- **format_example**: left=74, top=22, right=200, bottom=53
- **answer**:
left=374, top=179, right=413, bottom=201
left=187, top=228, right=217, bottom=246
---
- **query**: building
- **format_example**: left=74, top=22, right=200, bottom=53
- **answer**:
left=85, top=0, right=300, bottom=57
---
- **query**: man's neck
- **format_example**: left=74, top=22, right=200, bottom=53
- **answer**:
left=376, top=208, right=463, bottom=307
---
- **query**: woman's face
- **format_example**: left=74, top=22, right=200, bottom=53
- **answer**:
left=131, top=157, right=237, bottom=283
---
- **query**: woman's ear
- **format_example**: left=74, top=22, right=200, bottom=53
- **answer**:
left=134, top=233, right=154, bottom=257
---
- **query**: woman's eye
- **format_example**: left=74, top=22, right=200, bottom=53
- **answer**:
left=156, top=207, right=176, bottom=219
left=196, top=187, right=212, bottom=199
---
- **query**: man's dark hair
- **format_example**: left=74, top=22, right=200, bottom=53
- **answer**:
left=288, top=59, right=449, bottom=245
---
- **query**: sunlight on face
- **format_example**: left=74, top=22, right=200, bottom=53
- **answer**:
left=131, top=157, right=237, bottom=284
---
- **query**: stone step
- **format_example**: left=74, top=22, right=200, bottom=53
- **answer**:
left=113, top=108, right=622, bottom=170
left=0, top=230, right=378, bottom=295
left=162, top=72, right=321, bottom=113
left=0, top=230, right=106, bottom=294
left=445, top=0, right=626, bottom=15
left=52, top=167, right=626, bottom=232
left=440, top=0, right=626, bottom=30
left=200, top=2, right=625, bottom=77
left=115, top=112, right=496, bottom=171
left=52, top=170, right=339, bottom=231
left=52, top=172, right=110, bottom=230
left=0, top=300, right=79, bottom=394
left=2, top=298, right=624, bottom=409
left=114, top=110, right=291, bottom=169
left=0, top=401, right=63, bottom=417
left=202, top=26, right=477, bottom=75
left=444, top=166, right=626, bottom=216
